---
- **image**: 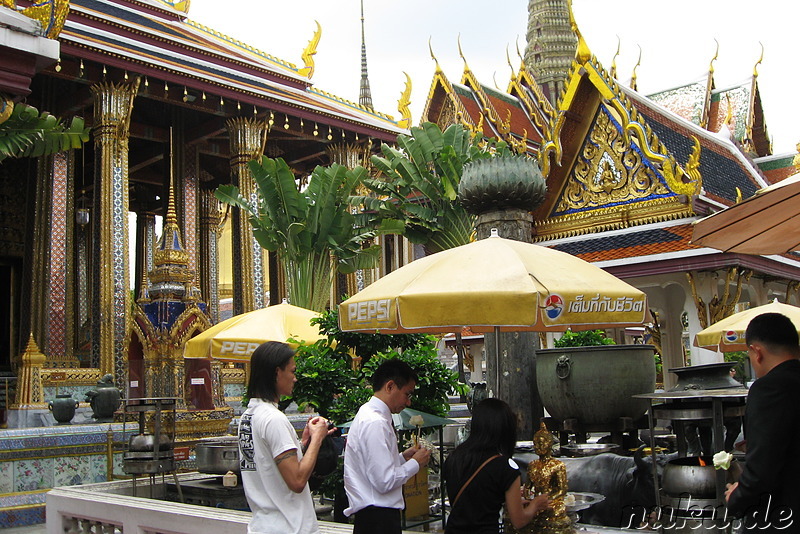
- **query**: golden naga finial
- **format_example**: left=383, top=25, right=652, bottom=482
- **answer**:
left=735, top=187, right=743, bottom=204
left=723, top=94, right=734, bottom=126
left=709, top=38, right=720, bottom=76
left=499, top=109, right=512, bottom=135
left=791, top=142, right=800, bottom=171
left=17, top=0, right=70, bottom=39
left=397, top=72, right=412, bottom=129
left=506, top=45, right=516, bottom=78
left=753, top=42, right=764, bottom=77
left=685, top=135, right=702, bottom=186
left=475, top=113, right=485, bottom=135
left=630, top=45, right=642, bottom=91
left=610, top=36, right=621, bottom=79
left=298, top=20, right=322, bottom=79
left=428, top=37, right=442, bottom=73
left=515, top=39, right=525, bottom=63
left=567, top=0, right=591, bottom=64
left=457, top=34, right=471, bottom=73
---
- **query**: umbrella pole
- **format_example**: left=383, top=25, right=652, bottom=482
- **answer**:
left=455, top=332, right=467, bottom=402
left=494, top=326, right=500, bottom=398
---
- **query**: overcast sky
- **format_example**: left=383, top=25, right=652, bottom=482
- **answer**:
left=186, top=0, right=798, bottom=154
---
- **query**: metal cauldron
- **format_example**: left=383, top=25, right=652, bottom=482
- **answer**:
left=661, top=456, right=716, bottom=498
left=196, top=436, right=240, bottom=475
left=537, top=345, right=656, bottom=427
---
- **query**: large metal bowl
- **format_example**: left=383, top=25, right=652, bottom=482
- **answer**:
left=661, top=456, right=716, bottom=498
left=196, top=436, right=240, bottom=475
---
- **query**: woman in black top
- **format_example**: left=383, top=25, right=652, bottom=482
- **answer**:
left=443, top=398, right=550, bottom=534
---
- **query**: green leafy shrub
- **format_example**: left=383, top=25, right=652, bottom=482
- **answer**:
left=292, top=339, right=355, bottom=418
left=553, top=329, right=615, bottom=348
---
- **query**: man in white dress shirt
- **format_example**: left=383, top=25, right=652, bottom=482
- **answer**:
left=344, top=359, right=431, bottom=533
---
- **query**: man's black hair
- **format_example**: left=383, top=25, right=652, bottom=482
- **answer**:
left=247, top=341, right=295, bottom=402
left=745, top=312, right=800, bottom=351
left=372, top=358, right=417, bottom=392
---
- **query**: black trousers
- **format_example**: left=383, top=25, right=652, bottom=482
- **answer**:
left=353, top=506, right=401, bottom=534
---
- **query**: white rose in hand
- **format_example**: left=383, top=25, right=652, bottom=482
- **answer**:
left=713, top=451, right=733, bottom=470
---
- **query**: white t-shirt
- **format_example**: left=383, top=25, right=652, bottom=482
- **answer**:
left=238, top=399, right=320, bottom=534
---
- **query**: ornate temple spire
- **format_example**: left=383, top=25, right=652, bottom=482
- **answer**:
left=524, top=0, right=578, bottom=105
left=147, top=131, right=195, bottom=301
left=358, top=0, right=374, bottom=111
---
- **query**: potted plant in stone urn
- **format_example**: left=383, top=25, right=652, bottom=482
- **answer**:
left=536, top=329, right=656, bottom=430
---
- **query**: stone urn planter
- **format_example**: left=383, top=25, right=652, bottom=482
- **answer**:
left=85, top=374, right=121, bottom=422
left=49, top=393, right=79, bottom=424
left=536, top=345, right=656, bottom=428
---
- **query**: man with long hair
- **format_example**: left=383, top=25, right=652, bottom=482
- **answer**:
left=344, top=359, right=431, bottom=533
left=238, top=341, right=330, bottom=534
left=725, top=313, right=800, bottom=532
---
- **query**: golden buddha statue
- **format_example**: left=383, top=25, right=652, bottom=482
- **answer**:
left=509, top=421, right=573, bottom=534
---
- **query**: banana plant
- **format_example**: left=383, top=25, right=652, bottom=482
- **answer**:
left=0, top=101, right=90, bottom=162
left=216, top=157, right=401, bottom=312
left=354, top=122, right=512, bottom=254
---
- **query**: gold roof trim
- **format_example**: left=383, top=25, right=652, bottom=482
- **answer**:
left=534, top=199, right=693, bottom=241
left=508, top=61, right=555, bottom=129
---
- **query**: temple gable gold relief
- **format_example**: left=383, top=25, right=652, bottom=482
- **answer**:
left=554, top=107, right=671, bottom=215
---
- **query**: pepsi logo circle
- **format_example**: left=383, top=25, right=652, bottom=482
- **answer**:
left=545, top=294, right=564, bottom=320
left=724, top=331, right=739, bottom=343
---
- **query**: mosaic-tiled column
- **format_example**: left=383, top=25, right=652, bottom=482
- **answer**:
left=182, top=144, right=199, bottom=292
left=45, top=151, right=78, bottom=365
left=226, top=118, right=268, bottom=315
left=90, top=80, right=139, bottom=389
left=199, top=189, right=220, bottom=323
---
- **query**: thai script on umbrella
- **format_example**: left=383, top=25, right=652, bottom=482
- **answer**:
left=566, top=295, right=645, bottom=314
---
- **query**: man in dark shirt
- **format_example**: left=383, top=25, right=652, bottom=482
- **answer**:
left=725, top=312, right=800, bottom=533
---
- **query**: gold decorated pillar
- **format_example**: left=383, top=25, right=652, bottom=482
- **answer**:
left=90, top=80, right=139, bottom=389
left=199, top=188, right=221, bottom=323
left=226, top=117, right=268, bottom=314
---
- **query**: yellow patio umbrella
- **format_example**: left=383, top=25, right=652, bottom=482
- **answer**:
left=694, top=300, right=800, bottom=352
left=691, top=173, right=800, bottom=254
left=184, top=301, right=325, bottom=362
left=339, top=230, right=649, bottom=334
